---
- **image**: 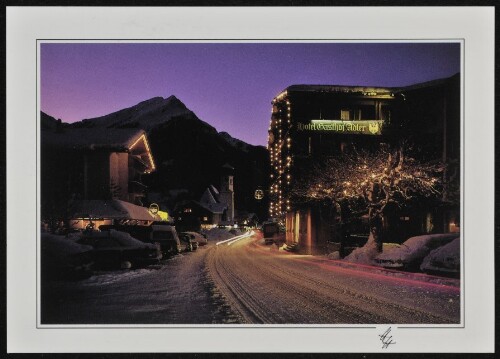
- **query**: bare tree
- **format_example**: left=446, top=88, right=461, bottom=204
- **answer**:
left=291, top=145, right=447, bottom=252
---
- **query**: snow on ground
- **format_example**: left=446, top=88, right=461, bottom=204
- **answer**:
left=41, top=233, right=92, bottom=255
left=373, top=233, right=459, bottom=268
left=420, top=236, right=460, bottom=274
left=203, top=227, right=244, bottom=241
left=344, top=233, right=380, bottom=264
left=57, top=254, right=183, bottom=286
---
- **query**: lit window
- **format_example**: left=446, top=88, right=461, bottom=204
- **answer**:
left=184, top=208, right=192, bottom=213
left=341, top=109, right=351, bottom=120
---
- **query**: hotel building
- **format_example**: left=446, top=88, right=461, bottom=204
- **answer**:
left=268, top=74, right=460, bottom=254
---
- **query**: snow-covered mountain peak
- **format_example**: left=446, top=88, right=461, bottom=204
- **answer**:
left=219, top=131, right=251, bottom=152
left=76, top=95, right=193, bottom=131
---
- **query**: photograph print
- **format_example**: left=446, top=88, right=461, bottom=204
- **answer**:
left=39, top=42, right=462, bottom=325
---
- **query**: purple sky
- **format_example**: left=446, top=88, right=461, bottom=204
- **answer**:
left=41, top=43, right=460, bottom=146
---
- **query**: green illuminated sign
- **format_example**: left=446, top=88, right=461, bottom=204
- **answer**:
left=297, top=120, right=384, bottom=135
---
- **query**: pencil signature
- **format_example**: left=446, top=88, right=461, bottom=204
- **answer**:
left=378, top=327, right=396, bottom=349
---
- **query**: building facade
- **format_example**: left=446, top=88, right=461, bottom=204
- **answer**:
left=173, top=165, right=236, bottom=230
left=41, top=120, right=157, bottom=228
left=267, top=74, right=460, bottom=254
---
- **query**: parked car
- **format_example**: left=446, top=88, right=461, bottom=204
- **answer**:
left=179, top=232, right=199, bottom=252
left=99, top=224, right=182, bottom=256
left=373, top=233, right=460, bottom=271
left=150, top=224, right=182, bottom=255
left=420, top=237, right=460, bottom=277
left=181, top=231, right=208, bottom=246
left=41, top=233, right=94, bottom=280
left=77, top=229, right=162, bottom=270
left=262, top=222, right=285, bottom=245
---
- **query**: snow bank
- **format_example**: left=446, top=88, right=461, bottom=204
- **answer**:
left=327, top=251, right=341, bottom=260
left=344, top=233, right=380, bottom=265
left=41, top=233, right=92, bottom=256
left=374, top=233, right=459, bottom=267
left=420, top=237, right=460, bottom=274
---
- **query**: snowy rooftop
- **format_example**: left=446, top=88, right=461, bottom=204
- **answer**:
left=69, top=199, right=160, bottom=221
left=276, top=73, right=459, bottom=99
left=42, top=127, right=146, bottom=152
left=282, top=84, right=396, bottom=95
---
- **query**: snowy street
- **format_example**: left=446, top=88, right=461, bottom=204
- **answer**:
left=41, top=231, right=460, bottom=325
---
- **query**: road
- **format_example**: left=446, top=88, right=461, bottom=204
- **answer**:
left=207, top=231, right=460, bottom=324
left=41, top=231, right=460, bottom=325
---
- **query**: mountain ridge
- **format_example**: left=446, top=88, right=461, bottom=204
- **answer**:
left=41, top=95, right=270, bottom=219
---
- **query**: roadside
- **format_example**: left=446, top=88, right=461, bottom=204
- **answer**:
left=41, top=243, right=240, bottom=325
left=251, top=235, right=460, bottom=289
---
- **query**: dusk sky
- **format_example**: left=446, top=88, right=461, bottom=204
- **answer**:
left=41, top=42, right=460, bottom=146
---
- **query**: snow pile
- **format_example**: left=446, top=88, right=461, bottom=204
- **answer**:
left=420, top=237, right=460, bottom=274
left=327, top=251, right=341, bottom=260
left=344, top=233, right=380, bottom=264
left=41, top=233, right=92, bottom=256
left=374, top=233, right=459, bottom=268
left=82, top=268, right=158, bottom=286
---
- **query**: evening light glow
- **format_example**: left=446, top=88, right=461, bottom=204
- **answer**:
left=40, top=42, right=460, bottom=146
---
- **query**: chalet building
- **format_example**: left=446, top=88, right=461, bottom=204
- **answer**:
left=41, top=122, right=158, bottom=229
left=267, top=74, right=460, bottom=254
left=173, top=165, right=236, bottom=230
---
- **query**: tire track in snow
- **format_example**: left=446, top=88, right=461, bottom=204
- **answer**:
left=206, top=235, right=459, bottom=324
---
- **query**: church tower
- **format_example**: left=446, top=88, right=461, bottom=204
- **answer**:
left=219, top=163, right=235, bottom=223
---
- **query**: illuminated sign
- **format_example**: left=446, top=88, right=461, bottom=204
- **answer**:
left=149, top=203, right=159, bottom=214
left=297, top=120, right=383, bottom=135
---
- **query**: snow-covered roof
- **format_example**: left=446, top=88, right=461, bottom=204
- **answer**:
left=275, top=73, right=460, bottom=100
left=200, top=187, right=219, bottom=206
left=282, top=84, right=396, bottom=95
left=198, top=201, right=227, bottom=215
left=197, top=184, right=228, bottom=214
left=69, top=199, right=160, bottom=221
left=42, top=126, right=156, bottom=171
left=208, top=185, right=219, bottom=196
left=42, top=127, right=146, bottom=152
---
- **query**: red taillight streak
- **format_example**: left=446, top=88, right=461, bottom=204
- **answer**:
left=245, top=235, right=459, bottom=293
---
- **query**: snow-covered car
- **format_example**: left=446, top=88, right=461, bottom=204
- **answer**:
left=373, top=233, right=460, bottom=270
left=181, top=231, right=208, bottom=246
left=420, top=236, right=460, bottom=276
left=99, top=224, right=182, bottom=256
left=77, top=229, right=162, bottom=269
left=41, top=233, right=94, bottom=280
left=179, top=232, right=198, bottom=252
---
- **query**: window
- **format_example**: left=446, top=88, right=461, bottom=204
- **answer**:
left=381, top=105, right=391, bottom=124
left=184, top=208, right=192, bottom=213
left=359, top=105, right=376, bottom=120
left=202, top=216, right=208, bottom=221
left=340, top=109, right=351, bottom=120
